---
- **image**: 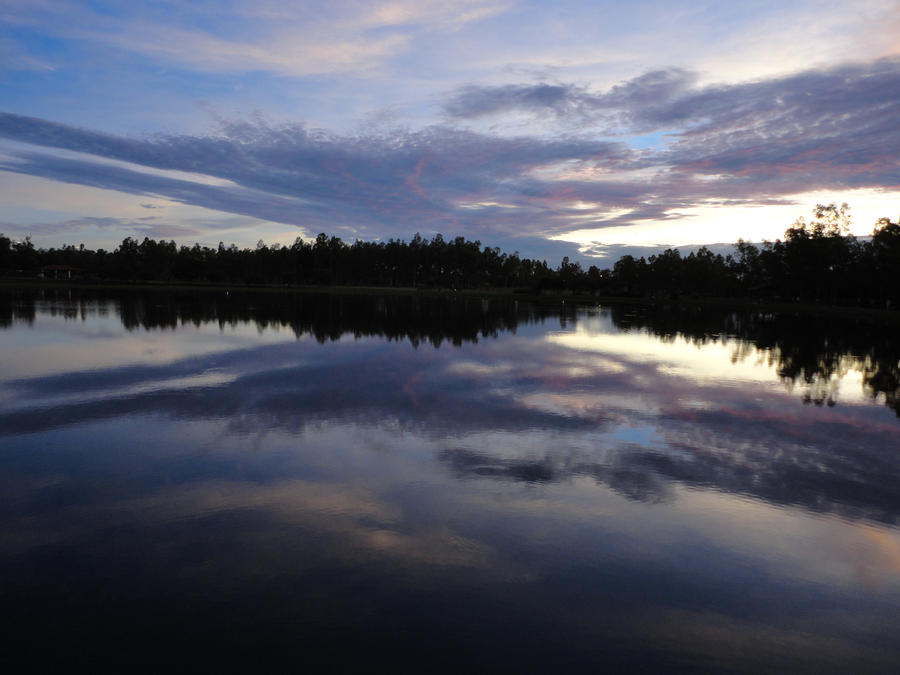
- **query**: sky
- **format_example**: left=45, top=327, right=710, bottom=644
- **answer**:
left=1, top=0, right=899, bottom=265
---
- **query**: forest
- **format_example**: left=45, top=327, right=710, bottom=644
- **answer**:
left=1, top=203, right=898, bottom=309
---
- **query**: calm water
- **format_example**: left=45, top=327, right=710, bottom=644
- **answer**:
left=2, top=287, right=899, bottom=672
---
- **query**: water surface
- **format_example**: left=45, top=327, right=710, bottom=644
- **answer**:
left=2, top=288, right=899, bottom=672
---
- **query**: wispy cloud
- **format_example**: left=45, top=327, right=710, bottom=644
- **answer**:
left=1, top=0, right=509, bottom=77
left=0, top=112, right=635, bottom=239
left=0, top=215, right=206, bottom=240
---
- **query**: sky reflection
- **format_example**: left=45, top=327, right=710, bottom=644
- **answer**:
left=1, top=290, right=899, bottom=671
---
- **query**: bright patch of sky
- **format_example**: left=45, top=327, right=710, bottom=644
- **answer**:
left=553, top=189, right=900, bottom=251
left=1, top=0, right=899, bottom=261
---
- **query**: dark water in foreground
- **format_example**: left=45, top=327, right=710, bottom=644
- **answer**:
left=2, top=288, right=899, bottom=672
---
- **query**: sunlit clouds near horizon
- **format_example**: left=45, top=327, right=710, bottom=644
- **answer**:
left=1, top=0, right=899, bottom=264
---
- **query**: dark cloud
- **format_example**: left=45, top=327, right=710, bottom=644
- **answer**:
left=442, top=82, right=597, bottom=121
left=442, top=69, right=697, bottom=127
left=442, top=58, right=900, bottom=192
left=443, top=59, right=899, bottom=136
left=1, top=58, right=898, bottom=249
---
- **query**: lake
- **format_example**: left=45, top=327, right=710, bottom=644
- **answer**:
left=2, top=287, right=899, bottom=672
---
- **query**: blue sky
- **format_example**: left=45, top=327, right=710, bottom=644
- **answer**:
left=1, top=0, right=899, bottom=263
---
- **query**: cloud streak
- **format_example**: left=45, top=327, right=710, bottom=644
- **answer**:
left=1, top=0, right=510, bottom=77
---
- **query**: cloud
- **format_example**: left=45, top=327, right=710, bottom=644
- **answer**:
left=0, top=149, right=322, bottom=231
left=0, top=112, right=634, bottom=240
left=443, top=58, right=900, bottom=143
left=1, top=57, right=899, bottom=249
left=659, top=61, right=900, bottom=183
left=357, top=0, right=511, bottom=31
left=0, top=35, right=56, bottom=72
left=442, top=69, right=698, bottom=127
left=1, top=0, right=510, bottom=77
left=573, top=242, right=736, bottom=266
left=443, top=82, right=597, bottom=121
left=0, top=215, right=204, bottom=240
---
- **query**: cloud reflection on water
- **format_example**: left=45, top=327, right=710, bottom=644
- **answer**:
left=1, top=289, right=899, bottom=670
left=1, top=292, right=898, bottom=526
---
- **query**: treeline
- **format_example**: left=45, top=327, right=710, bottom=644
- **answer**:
left=608, top=204, right=899, bottom=308
left=0, top=232, right=562, bottom=290
left=1, top=203, right=898, bottom=308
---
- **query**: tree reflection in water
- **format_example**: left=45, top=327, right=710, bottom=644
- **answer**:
left=607, top=303, right=900, bottom=416
left=3, top=287, right=898, bottom=414
left=0, top=286, right=575, bottom=346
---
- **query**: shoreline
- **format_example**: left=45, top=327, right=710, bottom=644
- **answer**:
left=1, top=277, right=897, bottom=321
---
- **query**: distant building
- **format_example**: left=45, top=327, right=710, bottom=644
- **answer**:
left=40, top=265, right=80, bottom=280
